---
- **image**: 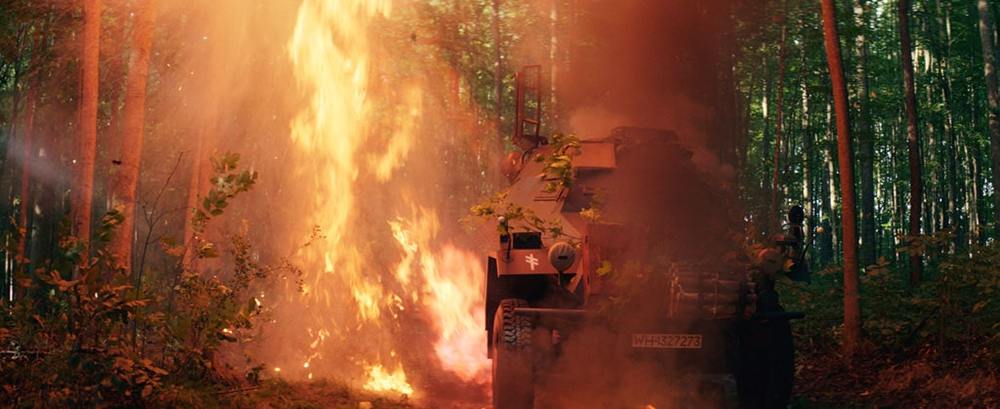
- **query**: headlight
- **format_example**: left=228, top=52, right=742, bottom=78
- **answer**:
left=548, top=242, right=576, bottom=273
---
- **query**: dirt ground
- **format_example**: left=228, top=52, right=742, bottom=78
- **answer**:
left=214, top=380, right=487, bottom=409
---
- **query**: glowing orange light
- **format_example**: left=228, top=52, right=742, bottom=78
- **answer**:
left=389, top=212, right=489, bottom=383
left=363, top=364, right=414, bottom=396
left=281, top=0, right=488, bottom=397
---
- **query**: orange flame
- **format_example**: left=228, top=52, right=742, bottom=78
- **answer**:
left=364, top=364, right=415, bottom=396
left=287, top=0, right=413, bottom=395
left=281, top=0, right=488, bottom=398
left=389, top=211, right=489, bottom=384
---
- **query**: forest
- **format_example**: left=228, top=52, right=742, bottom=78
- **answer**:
left=0, top=0, right=998, bottom=408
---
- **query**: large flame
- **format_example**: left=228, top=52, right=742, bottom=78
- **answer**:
left=281, top=0, right=489, bottom=398
left=389, top=211, right=489, bottom=383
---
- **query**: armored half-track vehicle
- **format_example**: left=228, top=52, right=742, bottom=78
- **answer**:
left=484, top=68, right=804, bottom=409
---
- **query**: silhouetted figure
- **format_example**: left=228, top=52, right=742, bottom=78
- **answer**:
left=781, top=205, right=810, bottom=283
left=740, top=206, right=803, bottom=409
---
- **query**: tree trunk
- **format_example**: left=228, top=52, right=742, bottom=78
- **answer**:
left=802, top=67, right=813, bottom=257
left=3, top=31, right=25, bottom=216
left=825, top=100, right=839, bottom=263
left=549, top=0, right=558, bottom=127
left=761, top=60, right=773, bottom=225
left=964, top=142, right=980, bottom=247
left=970, top=82, right=985, bottom=244
left=109, top=0, right=157, bottom=273
left=894, top=106, right=906, bottom=255
left=493, top=0, right=503, bottom=155
left=900, top=0, right=923, bottom=285
left=978, top=0, right=1000, bottom=239
left=943, top=79, right=962, bottom=249
left=820, top=0, right=862, bottom=358
left=855, top=0, right=877, bottom=267
left=15, top=31, right=45, bottom=272
left=771, top=9, right=787, bottom=232
left=3, top=29, right=27, bottom=205
left=16, top=81, right=38, bottom=267
left=924, top=108, right=936, bottom=237
left=73, top=0, right=101, bottom=251
left=739, top=72, right=755, bottom=173
left=938, top=0, right=963, bottom=250
left=889, top=114, right=900, bottom=256
left=182, top=126, right=213, bottom=267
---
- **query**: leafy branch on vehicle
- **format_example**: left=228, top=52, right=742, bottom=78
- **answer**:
left=535, top=132, right=582, bottom=193
left=469, top=192, right=577, bottom=242
left=579, top=190, right=606, bottom=223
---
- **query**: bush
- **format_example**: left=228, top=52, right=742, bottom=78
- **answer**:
left=780, top=231, right=1000, bottom=406
left=781, top=231, right=1000, bottom=366
left=0, top=153, right=299, bottom=407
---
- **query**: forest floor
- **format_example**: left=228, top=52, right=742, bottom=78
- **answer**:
left=180, top=380, right=420, bottom=409
left=195, top=361, right=1000, bottom=409
left=185, top=380, right=487, bottom=409
left=173, top=352, right=1000, bottom=409
left=792, top=350, right=1000, bottom=408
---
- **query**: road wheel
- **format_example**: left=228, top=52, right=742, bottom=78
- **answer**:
left=492, top=298, right=534, bottom=409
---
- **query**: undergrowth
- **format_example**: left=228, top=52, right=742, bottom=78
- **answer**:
left=0, top=153, right=302, bottom=408
left=780, top=231, right=1000, bottom=407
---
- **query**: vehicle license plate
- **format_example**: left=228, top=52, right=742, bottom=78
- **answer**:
left=631, top=333, right=703, bottom=349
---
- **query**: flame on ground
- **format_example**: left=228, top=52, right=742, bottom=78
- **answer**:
left=280, top=0, right=489, bottom=398
left=364, top=364, right=415, bottom=396
left=389, top=211, right=489, bottom=384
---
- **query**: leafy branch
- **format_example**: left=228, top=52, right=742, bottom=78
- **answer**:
left=188, top=153, right=258, bottom=259
left=469, top=191, right=577, bottom=242
left=579, top=190, right=606, bottom=223
left=535, top=132, right=581, bottom=193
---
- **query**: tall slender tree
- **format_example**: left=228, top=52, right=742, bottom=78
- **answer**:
left=109, top=0, right=158, bottom=272
left=772, top=5, right=788, bottom=231
left=73, top=0, right=101, bottom=250
left=16, top=76, right=38, bottom=267
left=978, top=0, right=1000, bottom=238
left=823, top=100, right=839, bottom=264
left=182, top=130, right=210, bottom=267
left=855, top=0, right=877, bottom=267
left=15, top=33, right=44, bottom=270
left=549, top=0, right=558, bottom=126
left=900, top=0, right=923, bottom=284
left=938, top=0, right=962, bottom=248
left=820, top=0, right=861, bottom=357
left=493, top=0, right=503, bottom=155
left=801, top=51, right=814, bottom=254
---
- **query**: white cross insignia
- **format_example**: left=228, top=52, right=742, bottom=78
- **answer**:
left=525, top=254, right=539, bottom=271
